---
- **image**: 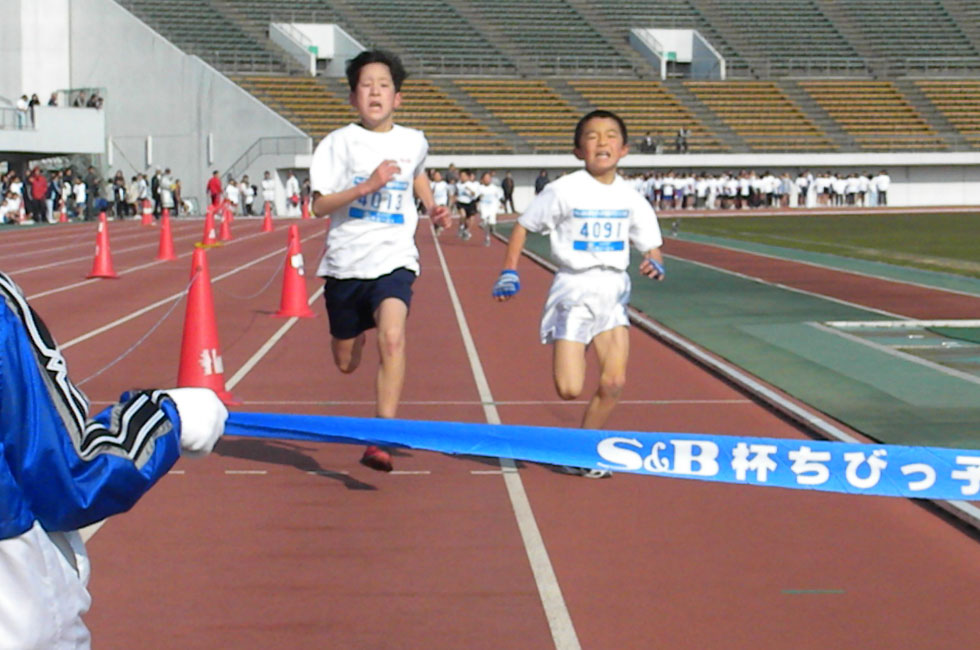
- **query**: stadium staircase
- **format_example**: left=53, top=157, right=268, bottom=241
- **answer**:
left=942, top=0, right=980, bottom=52
left=778, top=81, right=858, bottom=151
left=453, top=79, right=582, bottom=153
left=447, top=0, right=634, bottom=75
left=117, top=0, right=296, bottom=73
left=894, top=80, right=973, bottom=150
left=661, top=80, right=744, bottom=151
left=798, top=80, right=945, bottom=150
left=562, top=0, right=655, bottom=78
left=564, top=80, right=724, bottom=152
left=219, top=1, right=372, bottom=51
left=682, top=81, right=835, bottom=152
left=813, top=0, right=877, bottom=62
left=914, top=80, right=980, bottom=149
left=833, top=0, right=978, bottom=63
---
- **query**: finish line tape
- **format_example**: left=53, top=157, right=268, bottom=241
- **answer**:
left=225, top=412, right=980, bottom=500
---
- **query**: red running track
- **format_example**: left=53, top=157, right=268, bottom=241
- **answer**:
left=3, top=218, right=978, bottom=649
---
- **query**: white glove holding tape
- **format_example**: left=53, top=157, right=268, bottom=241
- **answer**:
left=165, top=387, right=228, bottom=458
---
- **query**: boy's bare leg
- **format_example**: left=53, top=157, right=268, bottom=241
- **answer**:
left=580, top=326, right=629, bottom=430
left=331, top=333, right=365, bottom=374
left=374, top=297, right=409, bottom=419
left=552, top=339, right=588, bottom=401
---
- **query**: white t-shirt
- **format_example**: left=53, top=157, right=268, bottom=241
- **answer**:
left=225, top=182, right=240, bottom=206
left=518, top=170, right=662, bottom=273
left=431, top=180, right=449, bottom=206
left=477, top=183, right=503, bottom=218
left=310, top=122, right=427, bottom=279
left=261, top=178, right=275, bottom=202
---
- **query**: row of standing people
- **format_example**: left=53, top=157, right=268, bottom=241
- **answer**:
left=206, top=170, right=311, bottom=217
left=626, top=169, right=891, bottom=210
left=0, top=165, right=188, bottom=225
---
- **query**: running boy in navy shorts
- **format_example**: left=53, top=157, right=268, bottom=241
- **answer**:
left=310, top=50, right=451, bottom=472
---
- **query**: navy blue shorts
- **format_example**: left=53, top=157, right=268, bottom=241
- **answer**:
left=323, top=268, right=416, bottom=339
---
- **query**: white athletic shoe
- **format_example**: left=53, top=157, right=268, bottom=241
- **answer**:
left=561, top=466, right=612, bottom=479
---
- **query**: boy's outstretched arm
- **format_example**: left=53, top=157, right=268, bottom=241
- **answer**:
left=311, top=160, right=400, bottom=217
left=492, top=223, right=528, bottom=301
left=413, top=173, right=451, bottom=228
left=638, top=247, right=666, bottom=280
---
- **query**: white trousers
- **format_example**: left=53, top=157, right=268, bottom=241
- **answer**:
left=0, top=522, right=92, bottom=649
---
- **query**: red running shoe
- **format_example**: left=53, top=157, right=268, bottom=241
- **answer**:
left=360, top=445, right=393, bottom=472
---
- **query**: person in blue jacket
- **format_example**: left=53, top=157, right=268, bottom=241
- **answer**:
left=0, top=272, right=227, bottom=649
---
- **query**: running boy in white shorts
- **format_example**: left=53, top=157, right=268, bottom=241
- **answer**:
left=310, top=50, right=451, bottom=472
left=476, top=171, right=503, bottom=246
left=492, top=110, right=665, bottom=478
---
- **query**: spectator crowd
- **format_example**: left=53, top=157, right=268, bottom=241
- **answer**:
left=0, top=164, right=188, bottom=225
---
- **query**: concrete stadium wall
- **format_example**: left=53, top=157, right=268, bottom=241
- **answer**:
left=67, top=0, right=307, bottom=208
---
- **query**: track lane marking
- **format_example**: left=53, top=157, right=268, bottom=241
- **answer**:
left=430, top=226, right=581, bottom=650
left=669, top=236, right=980, bottom=298
left=58, top=230, right=326, bottom=350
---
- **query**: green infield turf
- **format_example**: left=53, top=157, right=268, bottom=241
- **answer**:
left=671, top=212, right=980, bottom=278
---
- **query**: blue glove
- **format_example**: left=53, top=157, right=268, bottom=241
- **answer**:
left=647, top=259, right=666, bottom=279
left=492, top=270, right=520, bottom=298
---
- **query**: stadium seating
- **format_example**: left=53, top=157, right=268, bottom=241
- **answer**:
left=335, top=0, right=515, bottom=73
left=459, top=0, right=633, bottom=73
left=567, top=80, right=723, bottom=152
left=119, top=0, right=288, bottom=71
left=835, top=0, right=978, bottom=61
left=705, top=0, right=859, bottom=62
left=454, top=80, right=581, bottom=152
left=684, top=81, right=834, bottom=151
left=234, top=75, right=509, bottom=153
left=120, top=0, right=980, bottom=155
left=223, top=0, right=371, bottom=47
left=799, top=81, right=945, bottom=150
left=915, top=80, right=980, bottom=148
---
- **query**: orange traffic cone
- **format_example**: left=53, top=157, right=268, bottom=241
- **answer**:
left=273, top=225, right=315, bottom=318
left=57, top=200, right=67, bottom=223
left=219, top=209, right=233, bottom=242
left=141, top=199, right=153, bottom=226
left=261, top=202, right=273, bottom=232
left=157, top=209, right=177, bottom=261
left=87, top=213, right=118, bottom=278
left=177, top=248, right=236, bottom=404
left=301, top=198, right=311, bottom=220
left=201, top=205, right=217, bottom=246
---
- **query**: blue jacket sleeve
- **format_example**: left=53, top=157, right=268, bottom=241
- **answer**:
left=0, top=273, right=183, bottom=536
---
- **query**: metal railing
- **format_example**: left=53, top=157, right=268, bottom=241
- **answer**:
left=225, top=136, right=312, bottom=180
left=725, top=56, right=980, bottom=79
left=0, top=106, right=31, bottom=130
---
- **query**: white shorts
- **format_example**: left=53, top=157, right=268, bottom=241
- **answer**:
left=540, top=268, right=630, bottom=344
left=0, top=523, right=92, bottom=649
left=479, top=208, right=499, bottom=226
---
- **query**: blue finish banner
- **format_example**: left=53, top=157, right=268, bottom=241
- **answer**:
left=225, top=412, right=980, bottom=500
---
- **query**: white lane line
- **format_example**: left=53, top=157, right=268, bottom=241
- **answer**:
left=224, top=470, right=268, bottom=475
left=471, top=469, right=518, bottom=475
left=58, top=231, right=324, bottom=350
left=431, top=226, right=581, bottom=650
left=666, top=253, right=907, bottom=319
left=12, top=230, right=206, bottom=276
left=27, top=226, right=323, bottom=301
left=224, top=285, right=325, bottom=390
left=809, top=322, right=980, bottom=386
left=208, top=398, right=750, bottom=407
left=675, top=236, right=980, bottom=298
left=389, top=470, right=431, bottom=476
left=168, top=470, right=186, bottom=475
left=307, top=470, right=351, bottom=476
left=824, top=318, right=980, bottom=329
